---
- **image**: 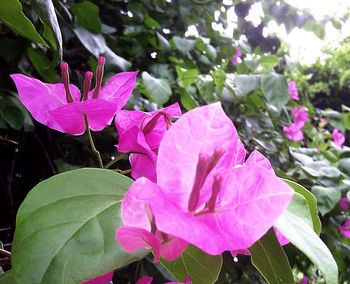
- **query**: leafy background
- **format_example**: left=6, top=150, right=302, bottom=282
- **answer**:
left=1, top=0, right=350, bottom=282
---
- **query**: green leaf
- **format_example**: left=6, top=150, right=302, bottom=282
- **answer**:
left=311, top=185, right=341, bottom=216
left=196, top=75, right=216, bottom=103
left=261, top=73, right=289, bottom=113
left=179, top=88, right=198, bottom=110
left=173, top=36, right=196, bottom=54
left=0, top=270, right=12, bottom=284
left=2, top=106, right=24, bottom=130
left=213, top=70, right=226, bottom=95
left=12, top=168, right=148, bottom=284
left=71, top=1, right=101, bottom=33
left=233, top=75, right=261, bottom=97
left=250, top=228, right=294, bottom=284
left=31, top=0, right=63, bottom=65
left=141, top=72, right=172, bottom=106
left=282, top=179, right=321, bottom=234
left=27, top=47, right=58, bottom=83
left=0, top=0, right=47, bottom=46
left=161, top=245, right=222, bottom=284
left=275, top=193, right=338, bottom=284
left=176, top=66, right=199, bottom=88
left=156, top=32, right=171, bottom=51
left=338, top=158, right=350, bottom=176
left=258, top=55, right=280, bottom=69
left=73, top=27, right=130, bottom=71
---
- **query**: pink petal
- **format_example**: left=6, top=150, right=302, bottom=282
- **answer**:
left=89, top=71, right=137, bottom=109
left=120, top=178, right=161, bottom=231
left=115, top=110, right=150, bottom=152
left=339, top=197, right=349, bottom=211
left=157, top=103, right=246, bottom=210
left=149, top=165, right=293, bottom=254
left=339, top=219, right=350, bottom=239
left=130, top=153, right=157, bottom=182
left=116, top=227, right=161, bottom=262
left=158, top=236, right=188, bottom=261
left=245, top=150, right=273, bottom=171
left=83, top=272, right=113, bottom=284
left=333, top=128, right=345, bottom=148
left=49, top=102, right=86, bottom=135
left=119, top=178, right=188, bottom=260
left=136, top=276, right=153, bottom=284
left=11, top=74, right=80, bottom=132
left=83, top=99, right=118, bottom=131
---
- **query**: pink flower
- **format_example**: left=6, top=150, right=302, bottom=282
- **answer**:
left=320, top=118, right=328, bottom=127
left=136, top=275, right=190, bottom=284
left=339, top=197, right=349, bottom=211
left=115, top=103, right=181, bottom=182
left=300, top=275, right=308, bottom=284
left=288, top=81, right=299, bottom=101
left=291, top=107, right=308, bottom=125
left=339, top=219, right=350, bottom=239
left=333, top=128, right=345, bottom=148
left=231, top=47, right=242, bottom=65
left=11, top=57, right=137, bottom=135
left=116, top=103, right=293, bottom=258
left=83, top=271, right=113, bottom=284
left=283, top=122, right=304, bottom=141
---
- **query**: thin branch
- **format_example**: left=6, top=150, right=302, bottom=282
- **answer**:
left=84, top=115, right=104, bottom=168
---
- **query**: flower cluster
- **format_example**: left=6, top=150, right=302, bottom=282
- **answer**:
left=283, top=106, right=309, bottom=141
left=288, top=81, right=299, bottom=101
left=11, top=57, right=137, bottom=135
left=12, top=63, right=294, bottom=283
left=116, top=103, right=293, bottom=261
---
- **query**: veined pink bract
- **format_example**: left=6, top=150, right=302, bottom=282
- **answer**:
left=339, top=219, right=350, bottom=239
left=332, top=128, right=345, bottom=148
left=116, top=103, right=293, bottom=258
left=288, top=81, right=299, bottom=101
left=11, top=57, right=137, bottom=135
left=115, top=103, right=181, bottom=182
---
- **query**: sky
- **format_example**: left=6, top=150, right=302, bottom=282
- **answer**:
left=204, top=0, right=350, bottom=65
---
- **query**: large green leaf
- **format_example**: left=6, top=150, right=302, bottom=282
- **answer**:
left=0, top=0, right=47, bottom=46
left=32, top=0, right=63, bottom=65
left=73, top=27, right=130, bottom=71
left=141, top=72, right=172, bottom=106
left=161, top=245, right=222, bottom=284
left=196, top=75, right=216, bottom=103
left=233, top=75, right=261, bottom=97
left=311, top=185, right=341, bottom=216
left=250, top=228, right=294, bottom=284
left=275, top=193, right=338, bottom=284
left=12, top=168, right=148, bottom=284
left=71, top=1, right=101, bottom=33
left=282, top=179, right=321, bottom=234
left=261, top=73, right=289, bottom=113
left=0, top=270, right=12, bottom=284
left=27, top=47, right=58, bottom=83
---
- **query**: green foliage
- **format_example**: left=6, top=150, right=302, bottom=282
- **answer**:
left=161, top=245, right=222, bottom=284
left=250, top=228, right=294, bottom=284
left=11, top=169, right=148, bottom=284
left=275, top=193, right=339, bottom=284
left=0, top=0, right=47, bottom=46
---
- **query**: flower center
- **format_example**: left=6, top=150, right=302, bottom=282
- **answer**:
left=187, top=147, right=224, bottom=212
left=81, top=71, right=93, bottom=101
left=92, top=56, right=106, bottom=99
left=60, top=62, right=73, bottom=103
left=141, top=112, right=172, bottom=134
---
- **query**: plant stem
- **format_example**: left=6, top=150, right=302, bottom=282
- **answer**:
left=105, top=153, right=128, bottom=169
left=84, top=116, right=104, bottom=168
